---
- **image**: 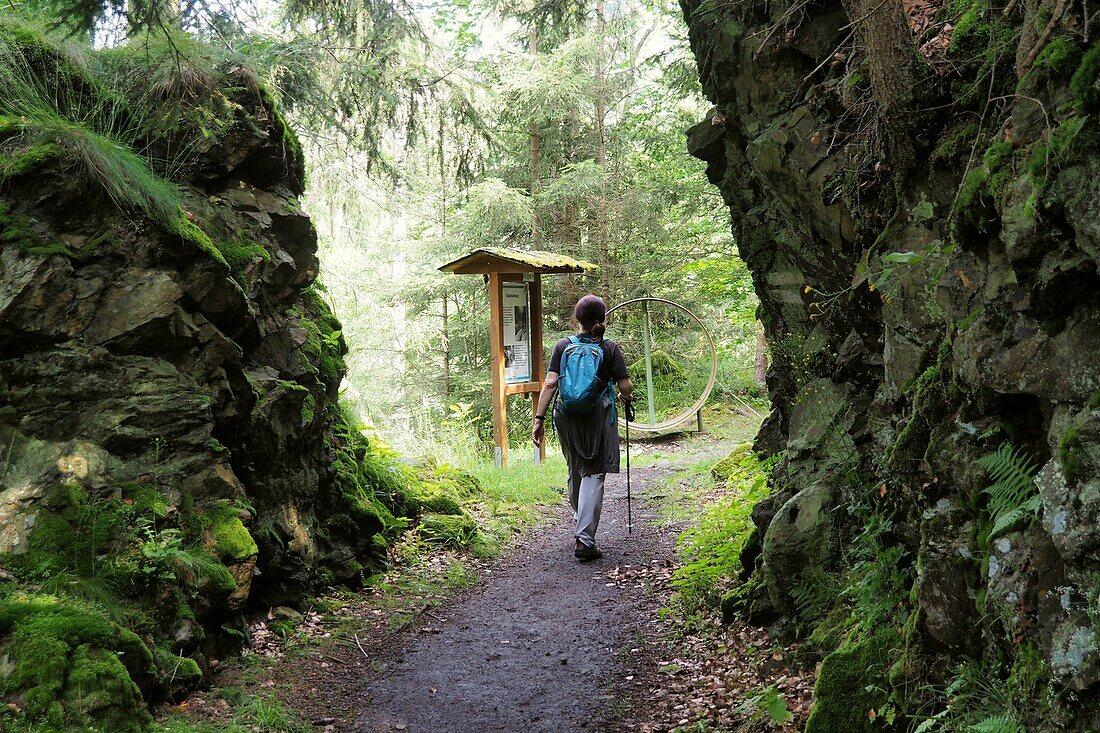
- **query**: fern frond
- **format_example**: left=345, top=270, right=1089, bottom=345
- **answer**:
left=968, top=714, right=1023, bottom=733
left=913, top=710, right=947, bottom=732
left=977, top=444, right=1040, bottom=535
left=988, top=494, right=1042, bottom=539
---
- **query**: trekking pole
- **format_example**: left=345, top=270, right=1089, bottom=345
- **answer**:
left=625, top=399, right=635, bottom=534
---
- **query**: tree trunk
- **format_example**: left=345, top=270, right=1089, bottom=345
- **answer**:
left=596, top=0, right=609, bottom=292
left=439, top=114, right=447, bottom=232
left=841, top=0, right=921, bottom=166
left=755, top=329, right=768, bottom=385
left=442, top=295, right=451, bottom=399
left=529, top=27, right=542, bottom=248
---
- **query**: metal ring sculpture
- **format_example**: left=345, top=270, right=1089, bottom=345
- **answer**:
left=606, top=297, right=718, bottom=433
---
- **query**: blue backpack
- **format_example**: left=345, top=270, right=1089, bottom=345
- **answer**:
left=558, top=336, right=612, bottom=415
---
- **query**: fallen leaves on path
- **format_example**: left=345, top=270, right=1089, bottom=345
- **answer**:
left=603, top=558, right=814, bottom=733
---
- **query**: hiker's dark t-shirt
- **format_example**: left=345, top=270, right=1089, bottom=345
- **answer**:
left=547, top=337, right=629, bottom=383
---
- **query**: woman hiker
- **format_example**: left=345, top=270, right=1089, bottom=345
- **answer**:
left=532, top=294, right=634, bottom=561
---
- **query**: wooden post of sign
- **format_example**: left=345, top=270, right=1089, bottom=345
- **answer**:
left=529, top=275, right=546, bottom=461
left=489, top=272, right=507, bottom=466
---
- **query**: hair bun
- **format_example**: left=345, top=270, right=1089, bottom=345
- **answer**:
left=590, top=322, right=606, bottom=338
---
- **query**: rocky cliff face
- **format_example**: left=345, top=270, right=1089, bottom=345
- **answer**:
left=681, top=0, right=1100, bottom=728
left=0, top=25, right=411, bottom=730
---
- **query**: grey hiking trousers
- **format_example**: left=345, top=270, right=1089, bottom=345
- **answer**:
left=555, top=394, right=618, bottom=548
left=568, top=470, right=605, bottom=547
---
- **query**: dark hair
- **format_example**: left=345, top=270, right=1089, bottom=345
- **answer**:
left=574, top=294, right=607, bottom=338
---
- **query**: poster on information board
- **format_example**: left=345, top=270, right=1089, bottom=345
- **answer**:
left=501, top=283, right=531, bottom=384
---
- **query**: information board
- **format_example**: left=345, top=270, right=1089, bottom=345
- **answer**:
left=501, top=283, right=531, bottom=384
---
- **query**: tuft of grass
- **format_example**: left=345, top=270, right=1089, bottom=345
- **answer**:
left=0, top=21, right=225, bottom=263
left=466, top=450, right=564, bottom=554
left=231, top=693, right=308, bottom=733
left=153, top=691, right=307, bottom=733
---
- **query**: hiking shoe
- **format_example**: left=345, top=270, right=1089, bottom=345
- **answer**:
left=574, top=540, right=602, bottom=561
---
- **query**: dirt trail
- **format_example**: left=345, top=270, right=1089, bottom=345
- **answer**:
left=356, top=467, right=672, bottom=733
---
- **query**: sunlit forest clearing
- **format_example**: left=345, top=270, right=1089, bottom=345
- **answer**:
left=2, top=0, right=1100, bottom=729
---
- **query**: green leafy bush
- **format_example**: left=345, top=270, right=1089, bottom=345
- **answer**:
left=672, top=447, right=771, bottom=611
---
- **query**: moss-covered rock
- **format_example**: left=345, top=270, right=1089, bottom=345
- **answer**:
left=416, top=491, right=465, bottom=516
left=200, top=503, right=258, bottom=563
left=425, top=462, right=483, bottom=498
left=710, top=442, right=755, bottom=482
left=0, top=593, right=156, bottom=732
left=628, top=349, right=686, bottom=379
left=804, top=636, right=891, bottom=733
left=681, top=0, right=1100, bottom=725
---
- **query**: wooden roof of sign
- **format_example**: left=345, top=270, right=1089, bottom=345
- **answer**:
left=439, top=247, right=599, bottom=275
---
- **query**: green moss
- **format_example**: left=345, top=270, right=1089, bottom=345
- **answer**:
left=257, top=83, right=305, bottom=190
left=123, top=484, right=170, bottom=520
left=155, top=649, right=202, bottom=686
left=1059, top=427, right=1086, bottom=484
left=416, top=491, right=464, bottom=515
left=215, top=230, right=270, bottom=280
left=166, top=216, right=228, bottom=268
left=628, top=349, right=686, bottom=379
left=1087, top=390, right=1100, bottom=408
left=1027, top=116, right=1095, bottom=191
left=305, top=285, right=344, bottom=336
left=263, top=380, right=317, bottom=426
left=415, top=463, right=483, bottom=509
left=0, top=199, right=73, bottom=257
left=710, top=443, right=756, bottom=482
left=1033, top=35, right=1080, bottom=74
left=301, top=392, right=316, bottom=425
left=417, top=512, right=479, bottom=548
left=1006, top=643, right=1051, bottom=717
left=957, top=306, right=984, bottom=331
left=0, top=593, right=155, bottom=732
left=949, top=0, right=994, bottom=58
left=438, top=465, right=482, bottom=497
left=1071, top=43, right=1100, bottom=111
left=887, top=336, right=960, bottom=471
left=9, top=484, right=134, bottom=588
left=948, top=0, right=1018, bottom=104
left=300, top=317, right=345, bottom=388
left=200, top=504, right=258, bottom=562
left=63, top=645, right=150, bottom=731
left=804, top=635, right=890, bottom=733
left=806, top=602, right=854, bottom=657
left=329, top=405, right=407, bottom=537
left=0, top=142, right=62, bottom=183
left=952, top=166, right=991, bottom=242
left=951, top=135, right=1023, bottom=243
left=297, top=288, right=347, bottom=388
